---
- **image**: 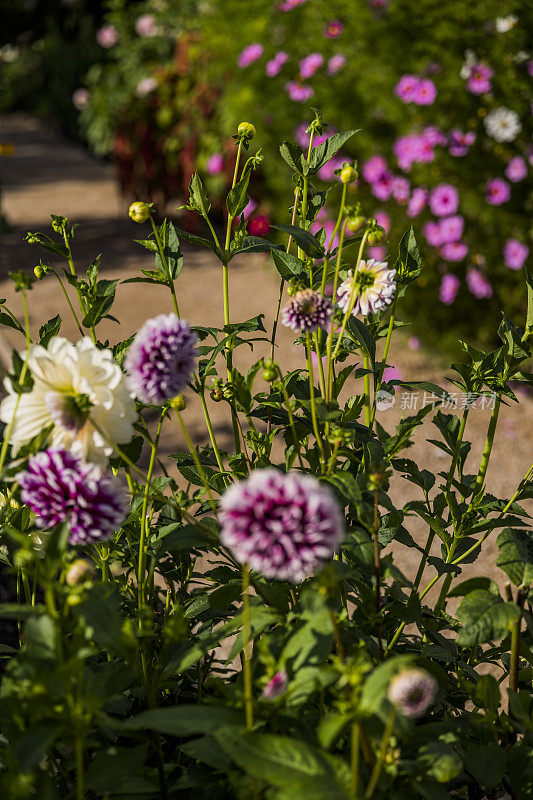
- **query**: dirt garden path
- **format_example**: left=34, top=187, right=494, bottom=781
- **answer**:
left=1, top=113, right=531, bottom=601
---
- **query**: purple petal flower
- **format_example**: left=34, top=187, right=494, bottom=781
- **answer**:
left=281, top=290, right=333, bottom=333
left=262, top=671, right=289, bottom=699
left=299, top=52, right=324, bottom=79
left=448, top=128, right=476, bottom=157
left=467, top=268, right=493, bottom=299
left=438, top=215, right=464, bottom=244
left=374, top=211, right=390, bottom=233
left=466, top=63, right=493, bottom=95
left=135, top=14, right=157, bottom=37
left=441, top=241, right=468, bottom=262
left=371, top=171, right=394, bottom=200
left=422, top=126, right=447, bottom=147
left=19, top=449, right=128, bottom=546
left=413, top=78, right=437, bottom=105
left=96, top=25, right=118, bottom=48
left=238, top=43, right=264, bottom=68
left=429, top=184, right=459, bottom=216
left=206, top=153, right=224, bottom=175
left=395, top=74, right=419, bottom=103
left=285, top=81, right=314, bottom=102
left=266, top=51, right=289, bottom=77
left=505, top=156, right=527, bottom=183
left=363, top=155, right=388, bottom=183
left=408, top=336, right=421, bottom=351
left=323, top=20, right=343, bottom=38
left=124, top=314, right=197, bottom=404
left=219, top=470, right=344, bottom=582
left=388, top=669, right=437, bottom=718
left=486, top=178, right=510, bottom=206
left=279, top=0, right=309, bottom=9
left=391, top=176, right=410, bottom=203
left=327, top=54, right=346, bottom=75
left=423, top=221, right=444, bottom=247
left=439, top=274, right=460, bottom=305
left=407, top=187, right=428, bottom=218
left=504, top=239, right=529, bottom=270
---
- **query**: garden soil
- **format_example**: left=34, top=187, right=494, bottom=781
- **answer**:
left=1, top=113, right=532, bottom=609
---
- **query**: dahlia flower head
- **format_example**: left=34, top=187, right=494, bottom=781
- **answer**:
left=281, top=290, right=333, bottom=333
left=439, top=274, right=460, bottom=306
left=219, top=469, right=344, bottom=583
left=18, top=449, right=129, bottom=546
left=337, top=260, right=397, bottom=317
left=484, top=107, right=522, bottom=143
left=0, top=336, right=136, bottom=464
left=388, top=668, right=437, bottom=718
left=125, top=314, right=198, bottom=405
left=262, top=671, right=289, bottom=700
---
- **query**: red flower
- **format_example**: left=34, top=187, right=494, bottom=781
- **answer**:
left=248, top=214, right=271, bottom=236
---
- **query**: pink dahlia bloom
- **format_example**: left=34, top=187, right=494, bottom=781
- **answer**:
left=96, top=25, right=118, bottom=48
left=441, top=242, right=468, bottom=262
left=248, top=215, right=270, bottom=236
left=504, top=239, right=529, bottom=270
left=19, top=449, right=128, bottom=546
left=299, top=52, right=324, bottom=79
left=413, top=78, right=437, bottom=105
left=285, top=81, right=314, bottom=102
left=327, top=54, right=346, bottom=75
left=125, top=314, right=197, bottom=404
left=135, top=14, right=157, bottom=37
left=388, top=669, right=437, bottom=718
left=467, top=268, right=493, bottom=299
left=439, top=215, right=464, bottom=244
left=395, top=74, right=419, bottom=103
left=262, top=671, right=289, bottom=700
left=423, top=221, right=444, bottom=248
left=219, top=470, right=344, bottom=582
left=448, top=129, right=476, bottom=157
left=238, top=43, right=264, bottom=68
left=407, top=187, right=428, bottom=217
left=337, top=260, right=397, bottom=317
left=429, top=184, right=459, bottom=216
left=363, top=155, right=388, bottom=183
left=266, top=51, right=289, bottom=77
left=391, top=176, right=410, bottom=203
left=505, top=156, right=527, bottom=183
left=282, top=290, right=333, bottom=333
left=486, top=178, right=510, bottom=205
left=439, top=273, right=460, bottom=305
left=466, top=63, right=493, bottom=95
left=323, top=20, right=343, bottom=38
left=206, top=153, right=224, bottom=175
left=371, top=172, right=394, bottom=201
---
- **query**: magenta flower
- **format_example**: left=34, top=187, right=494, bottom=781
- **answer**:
left=206, top=153, right=224, bottom=175
left=266, top=51, right=289, bottom=77
left=367, top=245, right=386, bottom=261
left=467, top=268, right=493, bottom=299
left=407, top=187, right=428, bottom=217
left=466, top=63, right=493, bottom=95
left=422, top=126, right=447, bottom=147
left=375, top=211, right=391, bottom=233
left=248, top=215, right=271, bottom=237
left=19, top=449, right=128, bottom=546
left=441, top=242, right=468, bottom=262
left=279, top=0, right=309, bottom=9
left=504, top=239, right=529, bottom=270
left=323, top=20, right=343, bottom=38
left=429, top=184, right=459, bottom=216
left=124, top=314, right=197, bottom=404
left=383, top=365, right=402, bottom=382
left=395, top=74, right=419, bottom=103
left=243, top=199, right=257, bottom=219
left=281, top=290, right=333, bottom=333
left=505, top=156, right=527, bottom=182
left=318, top=154, right=345, bottom=182
left=391, top=176, right=410, bottom=203
left=96, top=25, right=118, bottom=48
left=219, top=469, right=344, bottom=582
left=262, top=671, right=289, bottom=700
left=371, top=172, right=394, bottom=201
left=135, top=14, right=157, bottom=37
left=299, top=52, right=324, bottom=79
left=413, top=78, right=437, bottom=105
left=439, top=215, right=464, bottom=244
left=363, top=155, right=388, bottom=183
left=486, top=178, right=510, bottom=206
left=238, top=43, right=264, bottom=68
left=448, top=129, right=476, bottom=157
left=423, top=221, right=444, bottom=248
left=439, top=273, right=460, bottom=305
left=388, top=669, right=437, bottom=718
left=408, top=336, right=421, bottom=351
left=285, top=81, right=314, bottom=102
left=394, top=135, right=433, bottom=171
left=327, top=54, right=346, bottom=75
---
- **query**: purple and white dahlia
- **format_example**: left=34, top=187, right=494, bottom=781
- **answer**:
left=281, top=290, right=333, bottom=333
left=388, top=668, right=437, bottom=718
left=125, top=314, right=197, bottom=404
left=219, top=469, right=344, bottom=582
left=18, top=449, right=128, bottom=546
left=337, top=260, right=396, bottom=317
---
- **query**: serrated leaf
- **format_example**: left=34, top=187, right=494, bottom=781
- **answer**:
left=308, top=130, right=360, bottom=174
left=272, top=225, right=325, bottom=259
left=496, top=528, right=533, bottom=586
left=456, top=590, right=520, bottom=646
left=226, top=172, right=251, bottom=218
left=39, top=314, right=61, bottom=346
left=279, top=141, right=307, bottom=175
left=189, top=171, right=211, bottom=216
left=271, top=250, right=308, bottom=280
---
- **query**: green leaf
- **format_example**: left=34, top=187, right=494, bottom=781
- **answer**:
left=456, top=590, right=520, bottom=647
left=189, top=171, right=211, bottom=216
left=24, top=615, right=57, bottom=661
left=16, top=723, right=64, bottom=773
left=419, top=741, right=462, bottom=783
left=525, top=267, right=533, bottom=338
left=226, top=172, right=251, bottom=218
left=119, top=706, right=242, bottom=737
left=279, top=142, right=307, bottom=175
left=496, top=528, right=533, bottom=586
left=82, top=279, right=117, bottom=328
left=448, top=577, right=500, bottom=598
left=395, top=226, right=422, bottom=285
left=464, top=744, right=506, bottom=789
left=272, top=225, right=325, bottom=259
left=0, top=310, right=24, bottom=334
left=39, top=315, right=62, bottom=346
left=84, top=745, right=157, bottom=794
left=308, top=130, right=360, bottom=174
left=156, top=220, right=183, bottom=281
left=472, top=674, right=501, bottom=711
left=271, top=250, right=308, bottom=280
left=345, top=316, right=376, bottom=366
left=235, top=235, right=281, bottom=255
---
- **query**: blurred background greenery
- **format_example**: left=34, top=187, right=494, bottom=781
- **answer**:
left=0, top=0, right=531, bottom=353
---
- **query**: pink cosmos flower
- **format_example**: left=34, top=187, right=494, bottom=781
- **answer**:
left=279, top=0, right=309, bottom=9
left=383, top=365, right=402, bottom=382
left=423, top=221, right=444, bottom=247
left=429, top=184, right=459, bottom=216
left=423, top=126, right=447, bottom=147
left=238, top=43, right=264, bottom=68
left=323, top=20, right=343, bottom=38
left=413, top=78, right=437, bottom=105
left=439, top=273, right=460, bottom=305
left=318, top=154, right=345, bottom=182
left=467, top=268, right=493, bottom=299
left=441, top=241, right=468, bottom=262
left=96, top=25, right=118, bottom=48
left=408, top=336, right=421, bottom=351
left=285, top=81, right=314, bottom=102
left=466, top=63, right=493, bottom=95
left=248, top=215, right=271, bottom=237
left=439, top=215, right=464, bottom=243
left=392, top=176, right=410, bottom=203
left=135, top=14, right=157, bottom=37
left=394, top=135, right=434, bottom=170
left=395, top=74, right=419, bottom=103
left=266, top=51, right=289, bottom=77
left=375, top=211, right=391, bottom=233
left=371, top=171, right=394, bottom=201
left=327, top=54, right=346, bottom=75
left=505, top=156, right=527, bottom=182
left=407, top=187, right=428, bottom=217
left=503, top=239, right=529, bottom=270
left=136, top=77, right=157, bottom=96
left=486, top=178, right=510, bottom=206
left=299, top=52, right=324, bottom=79
left=448, top=129, right=476, bottom=157
left=363, top=155, right=388, bottom=183
left=206, top=153, right=224, bottom=175
left=72, top=88, right=89, bottom=110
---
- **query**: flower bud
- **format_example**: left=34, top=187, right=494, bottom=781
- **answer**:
left=128, top=201, right=150, bottom=223
left=340, top=165, right=358, bottom=184
left=66, top=559, right=96, bottom=587
left=262, top=368, right=277, bottom=382
left=34, top=264, right=49, bottom=279
left=347, top=215, right=365, bottom=233
left=262, top=671, right=288, bottom=701
left=169, top=394, right=187, bottom=412
left=367, top=225, right=386, bottom=246
left=237, top=121, right=256, bottom=140
left=78, top=280, right=89, bottom=296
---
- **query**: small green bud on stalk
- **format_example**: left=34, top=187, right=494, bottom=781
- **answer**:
left=169, top=394, right=187, bottom=412
left=340, top=165, right=358, bottom=184
left=128, top=201, right=151, bottom=224
left=367, top=225, right=386, bottom=246
left=34, top=264, right=49, bottom=279
left=347, top=215, right=365, bottom=233
left=262, top=368, right=277, bottom=382
left=237, top=122, right=256, bottom=140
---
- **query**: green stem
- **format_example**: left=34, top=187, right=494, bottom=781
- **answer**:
left=331, top=229, right=370, bottom=364
left=242, top=563, right=254, bottom=731
left=75, top=734, right=84, bottom=800
left=199, top=391, right=226, bottom=475
left=0, top=288, right=31, bottom=477
left=269, top=187, right=300, bottom=362
left=277, top=370, right=305, bottom=470
left=350, top=721, right=360, bottom=800
left=150, top=216, right=180, bottom=317
left=297, top=131, right=315, bottom=259
left=369, top=299, right=397, bottom=427
left=325, top=218, right=349, bottom=404
left=364, top=706, right=396, bottom=798
left=363, top=354, right=371, bottom=428
left=509, top=588, right=524, bottom=695
left=50, top=269, right=84, bottom=337
left=326, top=441, right=340, bottom=476
left=305, top=333, right=325, bottom=472
left=138, top=410, right=165, bottom=610
left=327, top=183, right=348, bottom=257
left=64, top=232, right=94, bottom=342
left=225, top=140, right=243, bottom=255
left=176, top=410, right=216, bottom=512
left=204, top=214, right=222, bottom=258
left=313, top=330, right=327, bottom=400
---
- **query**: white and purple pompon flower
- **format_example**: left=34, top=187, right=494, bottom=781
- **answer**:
left=219, top=469, right=344, bottom=583
left=125, top=314, right=197, bottom=405
left=18, top=449, right=128, bottom=546
left=262, top=671, right=289, bottom=700
left=388, top=668, right=437, bottom=718
left=337, top=260, right=397, bottom=317
left=281, top=290, right=333, bottom=333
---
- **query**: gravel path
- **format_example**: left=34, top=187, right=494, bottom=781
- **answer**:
left=1, top=113, right=531, bottom=599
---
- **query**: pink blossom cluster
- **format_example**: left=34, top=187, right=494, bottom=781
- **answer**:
left=299, top=52, right=324, bottom=79
left=467, top=268, right=493, bottom=299
left=464, top=62, right=493, bottom=95
left=279, top=0, right=309, bottom=10
left=395, top=75, right=437, bottom=105
left=393, top=129, right=442, bottom=171
left=323, top=20, right=343, bottom=38
left=486, top=178, right=510, bottom=206
left=266, top=51, right=289, bottom=77
left=504, top=239, right=529, bottom=270
left=237, top=43, right=263, bottom=68
left=285, top=81, right=314, bottom=102
left=448, top=129, right=476, bottom=157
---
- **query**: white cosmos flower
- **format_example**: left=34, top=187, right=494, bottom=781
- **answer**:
left=0, top=336, right=136, bottom=464
left=495, top=15, right=517, bottom=33
left=337, top=260, right=397, bottom=317
left=484, top=107, right=522, bottom=142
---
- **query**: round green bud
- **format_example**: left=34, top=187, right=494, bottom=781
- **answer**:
left=13, top=548, right=34, bottom=569
left=128, top=201, right=150, bottom=224
left=237, top=122, right=256, bottom=140
left=367, top=225, right=386, bottom=246
left=66, top=559, right=96, bottom=587
left=169, top=394, right=187, bottom=412
left=262, top=368, right=277, bottom=382
left=262, top=358, right=275, bottom=369
left=34, top=264, right=48, bottom=279
left=340, top=165, right=358, bottom=184
left=26, top=234, right=39, bottom=245
left=347, top=215, right=365, bottom=233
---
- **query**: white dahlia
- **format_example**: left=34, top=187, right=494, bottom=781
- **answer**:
left=484, top=107, right=522, bottom=143
left=337, top=259, right=397, bottom=317
left=0, top=337, right=136, bottom=464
